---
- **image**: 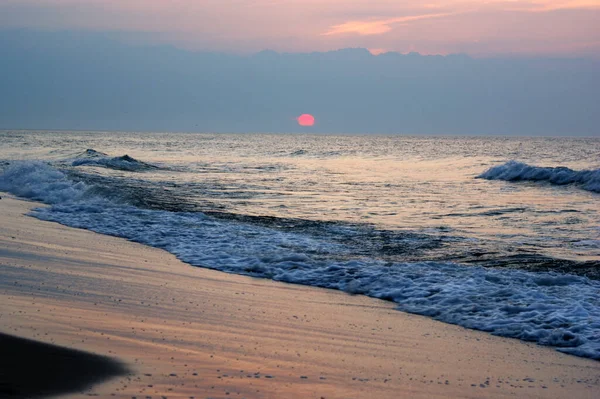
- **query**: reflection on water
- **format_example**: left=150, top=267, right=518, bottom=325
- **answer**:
left=3, top=131, right=600, bottom=359
left=1, top=131, right=599, bottom=267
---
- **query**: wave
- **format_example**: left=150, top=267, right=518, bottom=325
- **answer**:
left=478, top=161, right=600, bottom=193
left=71, top=149, right=158, bottom=172
left=1, top=161, right=600, bottom=360
left=290, top=149, right=308, bottom=156
left=76, top=149, right=108, bottom=158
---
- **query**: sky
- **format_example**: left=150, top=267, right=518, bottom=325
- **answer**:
left=1, top=0, right=599, bottom=57
left=1, top=30, right=598, bottom=135
left=0, top=2, right=599, bottom=134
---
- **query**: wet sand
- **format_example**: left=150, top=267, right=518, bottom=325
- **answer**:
left=1, top=194, right=599, bottom=398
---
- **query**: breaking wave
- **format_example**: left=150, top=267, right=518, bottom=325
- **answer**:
left=1, top=160, right=600, bottom=360
left=478, top=161, right=600, bottom=193
left=71, top=149, right=158, bottom=172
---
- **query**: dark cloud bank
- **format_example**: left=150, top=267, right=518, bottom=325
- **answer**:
left=1, top=30, right=598, bottom=135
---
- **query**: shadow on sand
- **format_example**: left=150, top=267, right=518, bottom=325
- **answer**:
left=0, top=332, right=128, bottom=398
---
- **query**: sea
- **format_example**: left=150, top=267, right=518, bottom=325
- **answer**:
left=1, top=130, right=599, bottom=360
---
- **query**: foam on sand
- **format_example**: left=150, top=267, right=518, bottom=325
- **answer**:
left=1, top=160, right=600, bottom=360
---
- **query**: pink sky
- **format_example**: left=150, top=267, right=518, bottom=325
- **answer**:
left=1, top=0, right=599, bottom=57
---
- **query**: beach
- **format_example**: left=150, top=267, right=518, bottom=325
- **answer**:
left=1, top=193, right=599, bottom=398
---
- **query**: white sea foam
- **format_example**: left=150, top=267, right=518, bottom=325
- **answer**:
left=478, top=161, right=600, bottom=193
left=0, top=161, right=89, bottom=204
left=2, top=161, right=600, bottom=360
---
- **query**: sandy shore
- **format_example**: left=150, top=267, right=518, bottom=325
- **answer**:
left=1, top=194, right=599, bottom=398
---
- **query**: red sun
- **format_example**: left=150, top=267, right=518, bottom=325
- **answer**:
left=297, top=113, right=315, bottom=127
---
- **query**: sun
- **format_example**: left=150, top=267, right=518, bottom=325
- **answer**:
left=297, top=114, right=315, bottom=127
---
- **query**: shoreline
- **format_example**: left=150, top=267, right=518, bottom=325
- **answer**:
left=1, top=193, right=599, bottom=398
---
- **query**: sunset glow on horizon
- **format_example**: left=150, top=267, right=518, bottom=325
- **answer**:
left=0, top=0, right=598, bottom=58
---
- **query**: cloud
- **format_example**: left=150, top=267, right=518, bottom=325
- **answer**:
left=495, top=0, right=600, bottom=12
left=322, top=13, right=453, bottom=36
left=534, top=1, right=600, bottom=11
left=0, top=1, right=598, bottom=57
left=368, top=48, right=388, bottom=55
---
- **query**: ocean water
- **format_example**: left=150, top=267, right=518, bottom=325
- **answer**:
left=1, top=130, right=599, bottom=359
